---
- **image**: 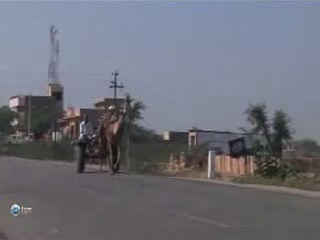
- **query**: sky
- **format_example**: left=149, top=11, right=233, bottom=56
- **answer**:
left=0, top=2, right=320, bottom=140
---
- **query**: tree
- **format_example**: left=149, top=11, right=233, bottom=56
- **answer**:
left=245, top=103, right=271, bottom=146
left=27, top=108, right=59, bottom=139
left=272, top=110, right=292, bottom=160
left=0, top=106, right=16, bottom=134
left=129, top=124, right=161, bottom=143
left=244, top=103, right=294, bottom=179
left=124, top=94, right=146, bottom=169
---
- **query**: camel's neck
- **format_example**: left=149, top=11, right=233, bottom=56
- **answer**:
left=112, top=113, right=125, bottom=135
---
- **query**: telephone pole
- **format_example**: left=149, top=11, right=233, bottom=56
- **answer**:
left=109, top=70, right=124, bottom=105
left=27, top=94, right=32, bottom=137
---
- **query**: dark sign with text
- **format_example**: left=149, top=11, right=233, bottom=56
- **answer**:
left=229, top=137, right=247, bottom=158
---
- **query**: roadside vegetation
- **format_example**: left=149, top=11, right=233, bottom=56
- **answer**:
left=1, top=100, right=320, bottom=191
left=234, top=102, right=320, bottom=191
left=233, top=174, right=320, bottom=191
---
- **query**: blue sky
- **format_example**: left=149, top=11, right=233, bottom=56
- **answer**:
left=0, top=2, right=320, bottom=139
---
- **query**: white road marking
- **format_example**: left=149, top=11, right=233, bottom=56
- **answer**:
left=49, top=229, right=59, bottom=234
left=170, top=211, right=229, bottom=228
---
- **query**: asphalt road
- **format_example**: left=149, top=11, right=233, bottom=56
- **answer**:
left=0, top=156, right=320, bottom=240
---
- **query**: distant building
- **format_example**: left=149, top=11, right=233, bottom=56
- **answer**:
left=60, top=107, right=103, bottom=139
left=9, top=95, right=58, bottom=136
left=9, top=82, right=64, bottom=137
left=162, top=131, right=188, bottom=144
left=188, top=129, right=252, bottom=154
left=48, top=83, right=64, bottom=112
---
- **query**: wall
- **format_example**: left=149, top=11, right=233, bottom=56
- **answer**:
left=215, top=155, right=256, bottom=176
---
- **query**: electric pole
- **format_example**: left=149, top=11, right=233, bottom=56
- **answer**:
left=109, top=70, right=124, bottom=105
left=27, top=94, right=32, bottom=138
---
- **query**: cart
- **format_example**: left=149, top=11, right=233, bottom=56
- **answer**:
left=72, top=136, right=101, bottom=173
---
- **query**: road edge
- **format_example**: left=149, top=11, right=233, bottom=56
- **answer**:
left=2, top=156, right=320, bottom=199
left=170, top=177, right=320, bottom=199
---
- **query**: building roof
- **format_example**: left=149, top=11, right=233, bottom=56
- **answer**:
left=188, top=129, right=250, bottom=135
left=94, top=98, right=125, bottom=103
left=163, top=130, right=188, bottom=134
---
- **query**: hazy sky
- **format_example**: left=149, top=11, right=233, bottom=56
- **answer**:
left=0, top=2, right=320, bottom=140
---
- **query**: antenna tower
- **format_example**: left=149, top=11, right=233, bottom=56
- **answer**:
left=48, top=25, right=60, bottom=84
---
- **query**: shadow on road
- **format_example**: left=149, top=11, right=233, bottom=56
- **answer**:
left=0, top=231, right=8, bottom=240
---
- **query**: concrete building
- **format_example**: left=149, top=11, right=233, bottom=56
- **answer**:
left=9, top=82, right=64, bottom=137
left=48, top=83, right=64, bottom=112
left=9, top=95, right=58, bottom=136
left=188, top=129, right=251, bottom=154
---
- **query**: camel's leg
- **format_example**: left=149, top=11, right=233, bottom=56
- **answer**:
left=99, top=156, right=103, bottom=172
left=108, top=143, right=115, bottom=175
left=111, top=144, right=117, bottom=173
left=114, top=145, right=121, bottom=173
left=98, top=142, right=103, bottom=172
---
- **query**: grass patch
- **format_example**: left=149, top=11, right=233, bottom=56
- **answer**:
left=233, top=175, right=320, bottom=191
left=130, top=142, right=186, bottom=163
left=0, top=141, right=73, bottom=161
left=0, top=141, right=187, bottom=167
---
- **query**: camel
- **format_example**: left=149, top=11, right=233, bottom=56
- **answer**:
left=98, top=106, right=126, bottom=175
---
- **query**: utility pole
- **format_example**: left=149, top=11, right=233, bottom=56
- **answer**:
left=27, top=94, right=31, bottom=138
left=109, top=70, right=124, bottom=105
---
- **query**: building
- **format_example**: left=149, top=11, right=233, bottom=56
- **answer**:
left=162, top=131, right=188, bottom=144
left=9, top=80, right=64, bottom=135
left=60, top=97, right=126, bottom=139
left=188, top=129, right=251, bottom=154
left=94, top=98, right=125, bottom=111
left=48, top=83, right=64, bottom=112
left=60, top=107, right=103, bottom=139
left=9, top=95, right=59, bottom=136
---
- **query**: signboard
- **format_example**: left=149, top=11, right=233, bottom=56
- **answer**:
left=229, top=137, right=247, bottom=158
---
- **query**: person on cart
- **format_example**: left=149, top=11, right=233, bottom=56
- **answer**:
left=79, top=114, right=93, bottom=142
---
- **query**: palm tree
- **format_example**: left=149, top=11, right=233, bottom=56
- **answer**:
left=124, top=94, right=146, bottom=170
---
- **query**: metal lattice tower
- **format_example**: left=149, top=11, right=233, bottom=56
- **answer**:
left=48, top=25, right=60, bottom=84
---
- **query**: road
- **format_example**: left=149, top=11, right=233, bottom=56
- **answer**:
left=0, top=156, right=319, bottom=240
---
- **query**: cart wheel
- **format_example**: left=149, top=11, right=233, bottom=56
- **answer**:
left=75, top=145, right=85, bottom=173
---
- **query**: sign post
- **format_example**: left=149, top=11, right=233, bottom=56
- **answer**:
left=208, top=150, right=215, bottom=179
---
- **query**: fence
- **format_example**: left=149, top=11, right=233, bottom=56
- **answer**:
left=215, top=155, right=256, bottom=177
